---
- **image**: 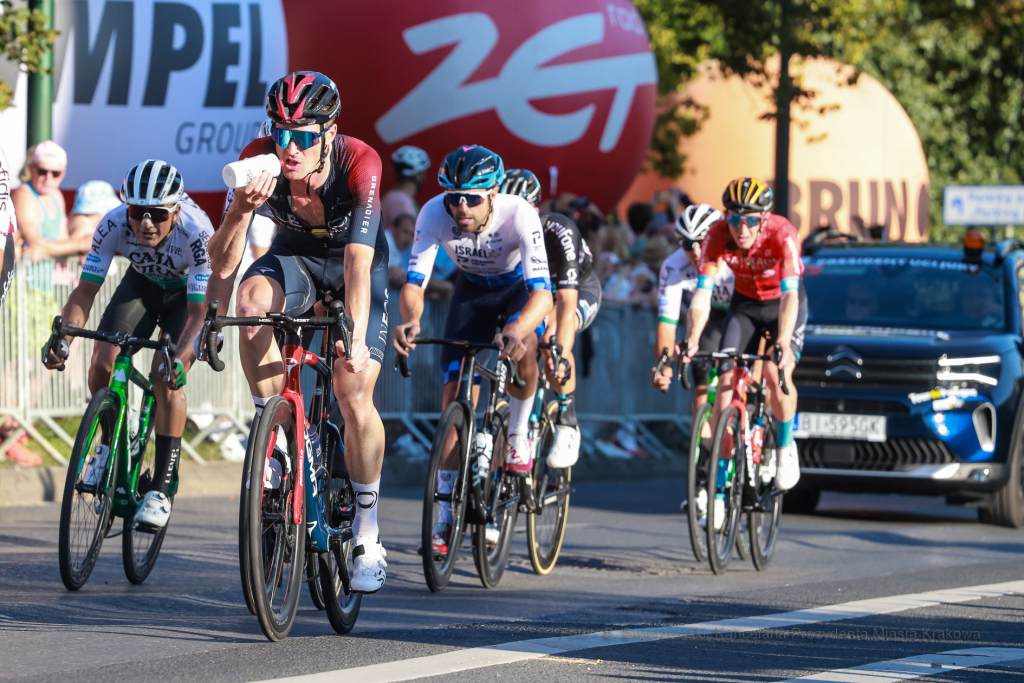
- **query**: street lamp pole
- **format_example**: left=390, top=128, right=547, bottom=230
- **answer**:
left=26, top=0, right=54, bottom=146
left=774, top=1, right=793, bottom=219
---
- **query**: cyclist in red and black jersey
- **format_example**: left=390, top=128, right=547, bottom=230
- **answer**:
left=682, top=177, right=806, bottom=491
left=205, top=71, right=389, bottom=593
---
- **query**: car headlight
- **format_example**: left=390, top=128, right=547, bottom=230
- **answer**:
left=936, top=355, right=1001, bottom=386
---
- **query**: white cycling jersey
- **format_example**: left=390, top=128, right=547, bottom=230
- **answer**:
left=407, top=193, right=551, bottom=291
left=658, top=248, right=734, bottom=324
left=82, top=195, right=214, bottom=302
left=0, top=147, right=16, bottom=238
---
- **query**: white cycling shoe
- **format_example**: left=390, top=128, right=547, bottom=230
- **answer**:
left=776, top=443, right=801, bottom=491
left=505, top=434, right=534, bottom=474
left=134, top=491, right=171, bottom=529
left=547, top=425, right=580, bottom=469
left=694, top=490, right=725, bottom=532
left=350, top=535, right=387, bottom=593
left=760, top=450, right=778, bottom=485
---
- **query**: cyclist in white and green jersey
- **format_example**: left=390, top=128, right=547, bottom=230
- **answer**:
left=45, top=160, right=214, bottom=529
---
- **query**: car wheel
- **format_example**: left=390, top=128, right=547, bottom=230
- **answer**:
left=782, top=486, right=820, bottom=515
left=978, top=402, right=1024, bottom=528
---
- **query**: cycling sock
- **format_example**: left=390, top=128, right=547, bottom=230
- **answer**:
left=351, top=478, right=380, bottom=538
left=252, top=394, right=269, bottom=418
left=437, top=470, right=457, bottom=525
left=153, top=434, right=180, bottom=495
left=777, top=418, right=795, bottom=448
left=508, top=393, right=534, bottom=436
left=556, top=393, right=577, bottom=428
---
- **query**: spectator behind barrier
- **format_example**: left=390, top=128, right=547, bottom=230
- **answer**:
left=67, top=181, right=122, bottom=256
left=12, top=141, right=78, bottom=262
left=626, top=201, right=654, bottom=260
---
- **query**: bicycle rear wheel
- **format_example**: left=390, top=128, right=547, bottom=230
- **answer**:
left=473, top=404, right=517, bottom=587
left=122, top=415, right=168, bottom=584
left=59, top=388, right=118, bottom=591
left=422, top=402, right=470, bottom=593
left=307, top=551, right=327, bottom=610
left=706, top=405, right=744, bottom=575
left=527, top=400, right=570, bottom=576
left=323, top=481, right=368, bottom=634
left=685, top=403, right=712, bottom=563
left=246, top=397, right=304, bottom=642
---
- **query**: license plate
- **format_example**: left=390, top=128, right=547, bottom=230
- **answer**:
left=794, top=412, right=887, bottom=442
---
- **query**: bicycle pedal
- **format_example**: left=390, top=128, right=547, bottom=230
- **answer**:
left=132, top=521, right=161, bottom=534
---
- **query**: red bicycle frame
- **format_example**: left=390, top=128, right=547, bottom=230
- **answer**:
left=278, top=339, right=323, bottom=525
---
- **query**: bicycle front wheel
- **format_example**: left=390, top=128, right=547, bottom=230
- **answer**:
left=422, top=402, right=470, bottom=593
left=239, top=419, right=259, bottom=615
left=59, top=388, right=118, bottom=591
left=706, top=405, right=744, bottom=575
left=686, top=403, right=712, bottom=564
left=473, top=403, right=517, bottom=588
left=122, top=413, right=167, bottom=585
left=245, top=397, right=304, bottom=642
left=318, top=477, right=362, bottom=633
left=527, top=401, right=570, bottom=576
left=749, top=437, right=783, bottom=570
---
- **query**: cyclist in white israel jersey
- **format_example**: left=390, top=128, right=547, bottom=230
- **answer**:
left=405, top=191, right=550, bottom=291
left=393, top=144, right=553, bottom=559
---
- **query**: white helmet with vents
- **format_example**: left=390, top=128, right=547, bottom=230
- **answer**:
left=122, top=160, right=184, bottom=207
left=676, top=203, right=723, bottom=243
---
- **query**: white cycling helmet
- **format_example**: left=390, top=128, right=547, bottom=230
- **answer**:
left=676, top=203, right=723, bottom=243
left=122, top=160, right=184, bottom=207
left=392, top=145, right=431, bottom=177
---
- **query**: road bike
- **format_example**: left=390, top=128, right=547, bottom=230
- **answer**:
left=43, top=317, right=179, bottom=590
left=679, top=346, right=789, bottom=575
left=396, top=338, right=572, bottom=589
left=200, top=299, right=361, bottom=642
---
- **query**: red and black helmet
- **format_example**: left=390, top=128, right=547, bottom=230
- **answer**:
left=266, top=71, right=340, bottom=126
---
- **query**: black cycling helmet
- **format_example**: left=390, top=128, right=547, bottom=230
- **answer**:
left=500, top=168, right=542, bottom=206
left=722, top=177, right=773, bottom=214
left=438, top=145, right=505, bottom=190
left=266, top=71, right=340, bottom=126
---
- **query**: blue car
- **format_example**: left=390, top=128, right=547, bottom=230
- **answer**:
left=789, top=236, right=1024, bottom=526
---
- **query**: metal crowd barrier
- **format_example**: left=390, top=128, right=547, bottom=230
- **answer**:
left=1, top=258, right=692, bottom=466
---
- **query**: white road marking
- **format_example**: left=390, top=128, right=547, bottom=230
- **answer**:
left=777, top=646, right=1024, bottom=681
left=250, top=579, right=1024, bottom=683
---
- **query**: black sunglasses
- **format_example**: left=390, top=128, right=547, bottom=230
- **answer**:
left=444, top=192, right=487, bottom=208
left=682, top=238, right=701, bottom=251
left=35, top=167, right=63, bottom=178
left=127, top=205, right=173, bottom=223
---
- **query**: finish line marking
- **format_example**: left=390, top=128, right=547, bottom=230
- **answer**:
left=776, top=646, right=1024, bottom=682
left=253, top=579, right=1024, bottom=683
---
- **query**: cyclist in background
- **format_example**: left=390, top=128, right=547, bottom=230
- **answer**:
left=0, top=146, right=16, bottom=309
left=392, top=145, right=552, bottom=557
left=500, top=168, right=599, bottom=468
left=43, top=160, right=213, bottom=528
left=204, top=71, right=390, bottom=593
left=682, top=178, right=806, bottom=491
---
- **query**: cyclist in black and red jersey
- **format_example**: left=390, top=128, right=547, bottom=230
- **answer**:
left=682, top=177, right=807, bottom=492
left=204, top=71, right=390, bottom=593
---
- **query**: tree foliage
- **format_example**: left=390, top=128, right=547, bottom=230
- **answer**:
left=0, top=0, right=58, bottom=111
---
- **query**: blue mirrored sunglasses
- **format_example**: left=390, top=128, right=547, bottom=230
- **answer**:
left=271, top=126, right=323, bottom=151
left=727, top=213, right=762, bottom=228
left=444, top=192, right=487, bottom=208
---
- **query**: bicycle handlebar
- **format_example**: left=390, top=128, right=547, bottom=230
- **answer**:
left=394, top=335, right=551, bottom=389
left=670, top=343, right=790, bottom=395
left=200, top=299, right=354, bottom=373
left=43, top=315, right=177, bottom=372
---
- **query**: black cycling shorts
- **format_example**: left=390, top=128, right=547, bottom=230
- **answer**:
left=97, top=269, right=189, bottom=356
left=719, top=288, right=807, bottom=372
left=572, top=271, right=602, bottom=333
left=242, top=238, right=390, bottom=364
left=440, top=272, right=542, bottom=384
left=691, top=308, right=727, bottom=386
left=0, top=233, right=13, bottom=310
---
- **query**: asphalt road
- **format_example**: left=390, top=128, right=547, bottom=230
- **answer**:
left=2, top=478, right=1024, bottom=682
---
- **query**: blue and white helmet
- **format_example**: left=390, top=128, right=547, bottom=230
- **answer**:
left=438, top=144, right=505, bottom=190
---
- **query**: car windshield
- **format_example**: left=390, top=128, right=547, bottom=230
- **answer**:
left=804, top=254, right=1007, bottom=332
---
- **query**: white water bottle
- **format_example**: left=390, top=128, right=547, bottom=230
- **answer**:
left=222, top=154, right=281, bottom=189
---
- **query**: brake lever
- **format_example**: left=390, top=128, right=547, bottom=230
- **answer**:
left=160, top=333, right=174, bottom=384
left=394, top=354, right=411, bottom=378
left=654, top=348, right=670, bottom=394
left=773, top=343, right=791, bottom=395
left=42, top=315, right=67, bottom=371
left=203, top=300, right=225, bottom=372
left=329, top=299, right=353, bottom=361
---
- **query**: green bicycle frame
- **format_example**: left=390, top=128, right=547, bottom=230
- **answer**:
left=81, top=353, right=176, bottom=519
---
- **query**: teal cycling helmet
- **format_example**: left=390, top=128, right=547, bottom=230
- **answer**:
left=438, top=145, right=505, bottom=190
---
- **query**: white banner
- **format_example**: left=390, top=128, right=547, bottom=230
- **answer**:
left=49, top=0, right=288, bottom=191
left=943, top=185, right=1024, bottom=226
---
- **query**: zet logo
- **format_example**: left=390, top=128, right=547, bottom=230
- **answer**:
left=112, top=368, right=127, bottom=383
